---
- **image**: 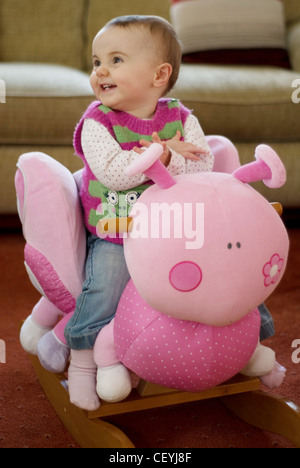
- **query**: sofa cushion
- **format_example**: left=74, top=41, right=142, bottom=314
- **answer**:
left=171, top=64, right=300, bottom=141
left=0, top=64, right=94, bottom=145
left=0, top=0, right=86, bottom=70
left=170, top=0, right=289, bottom=68
left=287, top=22, right=300, bottom=71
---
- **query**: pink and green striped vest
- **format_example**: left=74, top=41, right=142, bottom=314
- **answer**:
left=73, top=98, right=191, bottom=243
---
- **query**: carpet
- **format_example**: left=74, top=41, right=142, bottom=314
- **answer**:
left=0, top=227, right=299, bottom=448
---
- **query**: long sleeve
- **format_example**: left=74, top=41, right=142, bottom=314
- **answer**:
left=81, top=114, right=214, bottom=191
left=81, top=118, right=148, bottom=191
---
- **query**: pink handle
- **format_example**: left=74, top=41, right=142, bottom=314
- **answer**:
left=126, top=143, right=163, bottom=177
left=232, top=159, right=272, bottom=184
left=126, top=143, right=176, bottom=189
left=233, top=145, right=286, bottom=188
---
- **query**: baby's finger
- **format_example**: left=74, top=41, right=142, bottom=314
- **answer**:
left=196, top=146, right=211, bottom=154
left=139, top=139, right=151, bottom=148
left=183, top=152, right=201, bottom=161
left=152, top=132, right=162, bottom=143
left=173, top=130, right=181, bottom=141
left=133, top=146, right=144, bottom=154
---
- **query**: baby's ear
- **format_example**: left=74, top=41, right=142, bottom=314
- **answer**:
left=153, top=63, right=172, bottom=89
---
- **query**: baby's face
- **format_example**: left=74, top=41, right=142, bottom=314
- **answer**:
left=90, top=26, right=164, bottom=118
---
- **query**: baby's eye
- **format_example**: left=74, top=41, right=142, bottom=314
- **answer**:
left=93, top=59, right=101, bottom=68
left=113, top=56, right=123, bottom=64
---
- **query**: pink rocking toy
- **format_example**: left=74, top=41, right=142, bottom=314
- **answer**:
left=16, top=136, right=300, bottom=448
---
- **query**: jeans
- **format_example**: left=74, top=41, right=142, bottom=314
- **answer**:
left=258, top=302, right=275, bottom=341
left=64, top=235, right=130, bottom=350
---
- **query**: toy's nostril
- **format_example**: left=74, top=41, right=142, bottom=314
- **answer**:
left=169, top=261, right=202, bottom=292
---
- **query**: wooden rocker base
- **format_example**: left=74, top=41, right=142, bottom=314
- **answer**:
left=29, top=354, right=300, bottom=448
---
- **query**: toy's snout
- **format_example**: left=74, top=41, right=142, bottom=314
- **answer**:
left=169, top=261, right=202, bottom=292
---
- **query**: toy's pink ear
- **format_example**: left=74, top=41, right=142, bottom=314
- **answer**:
left=206, top=135, right=240, bottom=173
left=233, top=145, right=286, bottom=188
left=126, top=143, right=176, bottom=189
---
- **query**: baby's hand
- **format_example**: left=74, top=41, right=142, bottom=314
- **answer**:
left=167, top=130, right=210, bottom=161
left=133, top=130, right=210, bottom=166
left=136, top=132, right=171, bottom=167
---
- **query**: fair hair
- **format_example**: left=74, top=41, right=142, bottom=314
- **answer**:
left=102, top=15, right=182, bottom=94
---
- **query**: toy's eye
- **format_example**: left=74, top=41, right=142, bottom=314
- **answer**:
left=106, top=190, right=118, bottom=205
left=125, top=191, right=139, bottom=206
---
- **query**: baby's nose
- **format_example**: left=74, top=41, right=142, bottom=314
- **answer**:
left=96, top=65, right=109, bottom=77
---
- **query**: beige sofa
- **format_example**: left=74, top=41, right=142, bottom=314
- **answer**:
left=0, top=0, right=299, bottom=218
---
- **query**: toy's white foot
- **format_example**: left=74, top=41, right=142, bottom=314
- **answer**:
left=37, top=330, right=70, bottom=373
left=97, top=363, right=132, bottom=403
left=240, top=343, right=275, bottom=377
left=20, top=315, right=51, bottom=354
left=260, top=361, right=286, bottom=388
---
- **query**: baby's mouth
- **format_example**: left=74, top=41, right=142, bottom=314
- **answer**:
left=101, top=84, right=116, bottom=92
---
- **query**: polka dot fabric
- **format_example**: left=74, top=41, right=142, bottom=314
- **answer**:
left=114, top=280, right=261, bottom=392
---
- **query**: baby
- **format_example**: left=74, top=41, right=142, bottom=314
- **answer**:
left=63, top=15, right=214, bottom=411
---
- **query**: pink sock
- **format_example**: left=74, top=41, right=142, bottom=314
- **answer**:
left=68, top=349, right=100, bottom=411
